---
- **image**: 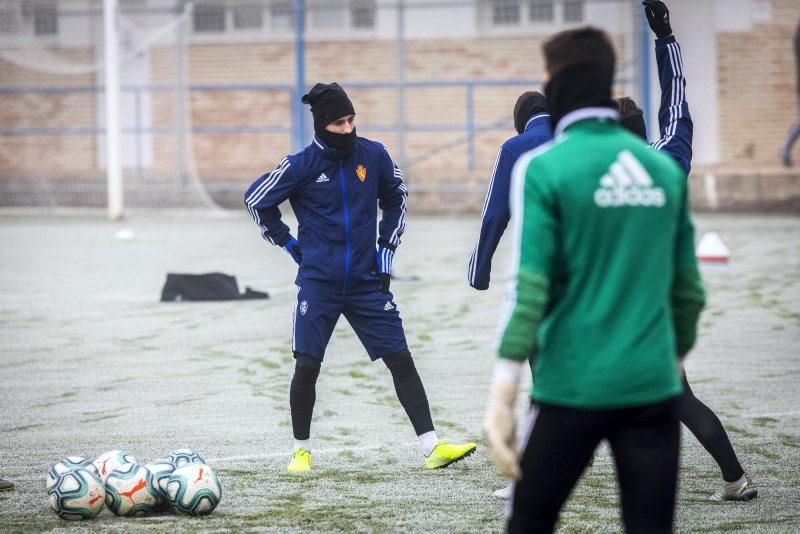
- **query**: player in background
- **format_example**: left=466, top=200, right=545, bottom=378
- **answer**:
left=615, top=0, right=757, bottom=502
left=467, top=91, right=552, bottom=290
left=484, top=26, right=704, bottom=532
left=244, top=83, right=476, bottom=473
left=780, top=21, right=800, bottom=167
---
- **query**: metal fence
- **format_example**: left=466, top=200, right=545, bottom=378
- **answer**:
left=0, top=0, right=647, bottom=209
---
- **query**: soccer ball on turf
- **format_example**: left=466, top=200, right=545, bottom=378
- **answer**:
left=164, top=448, right=205, bottom=468
left=46, top=456, right=98, bottom=490
left=92, top=450, right=136, bottom=483
left=143, top=460, right=176, bottom=509
left=104, top=463, right=160, bottom=517
left=47, top=468, right=105, bottom=520
left=167, top=463, right=222, bottom=516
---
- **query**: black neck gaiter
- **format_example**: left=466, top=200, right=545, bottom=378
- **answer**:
left=545, top=62, right=616, bottom=132
left=317, top=127, right=357, bottom=159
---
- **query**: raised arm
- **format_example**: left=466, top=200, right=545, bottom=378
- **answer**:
left=644, top=0, right=693, bottom=174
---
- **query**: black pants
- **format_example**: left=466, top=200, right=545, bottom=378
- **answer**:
left=509, top=398, right=680, bottom=534
left=677, top=374, right=744, bottom=482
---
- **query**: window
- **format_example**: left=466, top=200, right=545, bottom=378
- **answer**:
left=528, top=0, right=553, bottom=21
left=490, top=0, right=520, bottom=25
left=563, top=0, right=583, bottom=22
left=232, top=4, right=264, bottom=29
left=310, top=0, right=346, bottom=29
left=270, top=0, right=295, bottom=30
left=32, top=4, right=57, bottom=35
left=351, top=0, right=375, bottom=29
left=193, top=2, right=226, bottom=33
left=0, top=8, right=19, bottom=35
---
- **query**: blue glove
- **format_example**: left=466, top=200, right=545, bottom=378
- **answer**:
left=376, top=247, right=394, bottom=293
left=283, top=237, right=302, bottom=265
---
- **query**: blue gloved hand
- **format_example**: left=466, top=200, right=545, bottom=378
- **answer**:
left=283, top=237, right=302, bottom=265
left=376, top=246, right=394, bottom=293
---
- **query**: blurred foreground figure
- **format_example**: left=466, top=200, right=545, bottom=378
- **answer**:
left=245, top=83, right=475, bottom=474
left=483, top=26, right=705, bottom=533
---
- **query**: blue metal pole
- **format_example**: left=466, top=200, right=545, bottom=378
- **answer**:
left=639, top=8, right=652, bottom=140
left=466, top=84, right=474, bottom=170
left=294, top=0, right=306, bottom=153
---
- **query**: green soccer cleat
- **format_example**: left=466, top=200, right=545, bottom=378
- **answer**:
left=286, top=447, right=312, bottom=473
left=425, top=440, right=477, bottom=469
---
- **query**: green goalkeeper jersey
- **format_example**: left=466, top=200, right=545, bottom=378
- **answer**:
left=497, top=108, right=705, bottom=409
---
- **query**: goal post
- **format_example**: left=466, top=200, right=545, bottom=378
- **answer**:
left=104, top=0, right=122, bottom=220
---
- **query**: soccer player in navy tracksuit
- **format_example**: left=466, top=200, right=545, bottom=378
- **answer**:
left=470, top=0, right=756, bottom=503
left=245, top=83, right=476, bottom=473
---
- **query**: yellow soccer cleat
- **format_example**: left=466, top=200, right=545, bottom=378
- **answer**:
left=425, top=440, right=477, bottom=469
left=286, top=447, right=312, bottom=473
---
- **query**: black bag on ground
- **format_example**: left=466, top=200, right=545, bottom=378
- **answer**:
left=160, top=272, right=269, bottom=302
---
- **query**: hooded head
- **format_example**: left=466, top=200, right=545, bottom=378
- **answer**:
left=542, top=27, right=616, bottom=131
left=513, top=91, right=548, bottom=134
left=301, top=82, right=357, bottom=156
left=614, top=96, right=647, bottom=140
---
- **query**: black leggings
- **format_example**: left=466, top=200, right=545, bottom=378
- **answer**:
left=677, top=374, right=744, bottom=482
left=509, top=399, right=680, bottom=534
left=289, top=351, right=434, bottom=441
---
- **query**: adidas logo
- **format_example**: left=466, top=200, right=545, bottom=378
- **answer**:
left=316, top=173, right=329, bottom=183
left=384, top=301, right=394, bottom=311
left=594, top=150, right=666, bottom=208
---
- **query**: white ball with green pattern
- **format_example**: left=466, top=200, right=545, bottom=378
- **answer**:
left=164, top=448, right=205, bottom=468
left=103, top=463, right=160, bottom=517
left=143, top=460, right=176, bottom=509
left=47, top=468, right=105, bottom=520
left=92, top=450, right=137, bottom=483
left=167, top=463, right=222, bottom=516
left=46, top=456, right=98, bottom=491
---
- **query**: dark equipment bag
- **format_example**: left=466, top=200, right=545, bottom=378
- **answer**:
left=160, top=272, right=269, bottom=302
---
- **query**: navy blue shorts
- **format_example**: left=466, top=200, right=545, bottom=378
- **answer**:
left=292, top=286, right=408, bottom=361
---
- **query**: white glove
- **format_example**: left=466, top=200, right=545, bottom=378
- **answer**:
left=484, top=359, right=524, bottom=480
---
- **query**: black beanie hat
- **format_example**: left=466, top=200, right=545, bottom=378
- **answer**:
left=513, top=91, right=548, bottom=134
left=301, top=83, right=356, bottom=132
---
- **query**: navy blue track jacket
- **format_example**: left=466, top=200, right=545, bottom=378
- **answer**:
left=245, top=135, right=408, bottom=294
left=467, top=34, right=693, bottom=290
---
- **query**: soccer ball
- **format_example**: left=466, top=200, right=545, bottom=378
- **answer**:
left=104, top=463, right=160, bottom=517
left=143, top=460, right=175, bottom=509
left=47, top=468, right=105, bottom=520
left=164, top=448, right=205, bottom=468
left=46, top=456, right=98, bottom=490
left=167, top=463, right=222, bottom=516
left=92, top=450, right=137, bottom=483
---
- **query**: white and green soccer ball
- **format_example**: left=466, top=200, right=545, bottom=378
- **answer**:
left=47, top=468, right=105, bottom=520
left=143, top=460, right=176, bottom=509
left=46, top=456, right=98, bottom=491
left=92, top=450, right=137, bottom=483
left=164, top=448, right=205, bottom=468
left=167, top=463, right=222, bottom=516
left=103, top=463, right=160, bottom=517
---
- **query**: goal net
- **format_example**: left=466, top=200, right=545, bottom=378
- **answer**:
left=0, top=0, right=219, bottom=210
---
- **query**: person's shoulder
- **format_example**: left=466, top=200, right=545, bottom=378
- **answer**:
left=356, top=136, right=387, bottom=153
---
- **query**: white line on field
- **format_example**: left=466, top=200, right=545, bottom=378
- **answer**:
left=206, top=445, right=385, bottom=463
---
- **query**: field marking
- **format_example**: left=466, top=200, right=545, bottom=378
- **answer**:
left=741, top=411, right=800, bottom=419
left=206, top=445, right=385, bottom=463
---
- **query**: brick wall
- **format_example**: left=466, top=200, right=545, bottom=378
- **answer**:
left=1, top=3, right=797, bottom=211
left=716, top=0, right=798, bottom=170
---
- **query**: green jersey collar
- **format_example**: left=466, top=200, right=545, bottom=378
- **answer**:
left=555, top=107, right=619, bottom=137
